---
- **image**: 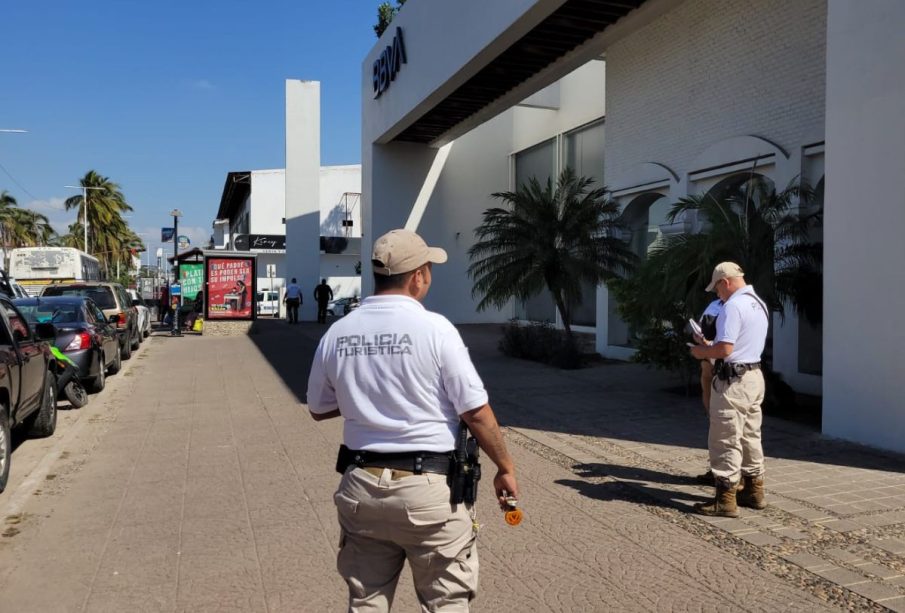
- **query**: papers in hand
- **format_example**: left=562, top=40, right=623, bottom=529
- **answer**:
left=688, top=318, right=702, bottom=337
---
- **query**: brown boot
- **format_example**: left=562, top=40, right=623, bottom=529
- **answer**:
left=694, top=483, right=739, bottom=518
left=737, top=475, right=766, bottom=510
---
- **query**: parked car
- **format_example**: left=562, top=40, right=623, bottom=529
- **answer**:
left=0, top=297, right=57, bottom=492
left=41, top=282, right=140, bottom=360
left=256, top=290, right=280, bottom=316
left=126, top=289, right=152, bottom=338
left=14, top=296, right=121, bottom=394
left=326, top=296, right=360, bottom=317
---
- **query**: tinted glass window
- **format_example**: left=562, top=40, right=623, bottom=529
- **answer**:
left=17, top=303, right=83, bottom=325
left=43, top=286, right=116, bottom=309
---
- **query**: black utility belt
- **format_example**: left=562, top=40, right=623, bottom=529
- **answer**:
left=715, top=360, right=761, bottom=381
left=335, top=445, right=453, bottom=475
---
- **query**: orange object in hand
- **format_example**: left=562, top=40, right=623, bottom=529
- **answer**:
left=503, top=496, right=522, bottom=526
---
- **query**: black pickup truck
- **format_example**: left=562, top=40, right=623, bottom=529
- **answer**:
left=0, top=296, right=57, bottom=493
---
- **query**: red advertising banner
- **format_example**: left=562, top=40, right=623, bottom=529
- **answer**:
left=206, top=258, right=253, bottom=320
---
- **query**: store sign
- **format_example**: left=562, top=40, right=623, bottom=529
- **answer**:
left=233, top=234, right=286, bottom=252
left=177, top=235, right=191, bottom=250
left=373, top=27, right=407, bottom=98
left=179, top=262, right=203, bottom=301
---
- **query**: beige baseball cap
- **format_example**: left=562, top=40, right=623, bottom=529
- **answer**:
left=372, top=229, right=448, bottom=276
left=705, top=261, right=745, bottom=292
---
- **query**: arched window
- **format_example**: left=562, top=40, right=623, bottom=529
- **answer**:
left=621, top=192, right=672, bottom=259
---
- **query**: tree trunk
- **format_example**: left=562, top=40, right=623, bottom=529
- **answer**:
left=552, top=291, right=573, bottom=340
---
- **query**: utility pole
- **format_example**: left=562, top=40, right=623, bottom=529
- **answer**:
left=64, top=185, right=104, bottom=253
left=170, top=209, right=182, bottom=336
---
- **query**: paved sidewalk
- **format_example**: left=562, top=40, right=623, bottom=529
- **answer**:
left=0, top=321, right=900, bottom=611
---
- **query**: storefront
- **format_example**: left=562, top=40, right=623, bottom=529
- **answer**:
left=361, top=0, right=905, bottom=452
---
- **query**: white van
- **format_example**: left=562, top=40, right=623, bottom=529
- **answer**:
left=256, top=290, right=280, bottom=316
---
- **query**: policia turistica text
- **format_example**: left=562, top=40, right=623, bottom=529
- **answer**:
left=306, top=229, right=520, bottom=612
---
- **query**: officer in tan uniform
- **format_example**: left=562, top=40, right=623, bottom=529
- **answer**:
left=307, top=229, right=519, bottom=612
left=690, top=262, right=769, bottom=518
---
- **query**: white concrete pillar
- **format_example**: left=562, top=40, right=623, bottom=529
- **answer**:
left=823, top=0, right=905, bottom=452
left=285, top=80, right=321, bottom=321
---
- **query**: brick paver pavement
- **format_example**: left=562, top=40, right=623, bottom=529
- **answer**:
left=0, top=321, right=900, bottom=611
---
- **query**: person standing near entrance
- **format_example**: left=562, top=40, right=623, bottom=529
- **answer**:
left=307, top=228, right=519, bottom=611
left=690, top=262, right=769, bottom=518
left=694, top=298, right=723, bottom=486
left=314, top=278, right=333, bottom=324
left=284, top=277, right=302, bottom=324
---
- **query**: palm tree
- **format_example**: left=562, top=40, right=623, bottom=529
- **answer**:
left=468, top=168, right=636, bottom=337
left=0, top=191, right=57, bottom=268
left=63, top=170, right=134, bottom=277
left=9, top=208, right=54, bottom=246
left=637, top=176, right=821, bottom=323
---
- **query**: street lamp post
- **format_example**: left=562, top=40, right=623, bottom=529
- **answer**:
left=64, top=185, right=104, bottom=252
left=170, top=209, right=182, bottom=337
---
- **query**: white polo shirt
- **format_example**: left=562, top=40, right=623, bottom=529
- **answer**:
left=285, top=284, right=302, bottom=300
left=715, top=285, right=769, bottom=364
left=306, top=295, right=489, bottom=452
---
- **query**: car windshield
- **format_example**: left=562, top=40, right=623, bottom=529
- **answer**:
left=44, top=286, right=116, bottom=309
left=17, top=303, right=82, bottom=325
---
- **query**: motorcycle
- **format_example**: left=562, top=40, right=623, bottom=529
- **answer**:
left=49, top=346, right=89, bottom=409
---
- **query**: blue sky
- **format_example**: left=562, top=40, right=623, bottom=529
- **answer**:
left=1, top=0, right=378, bottom=256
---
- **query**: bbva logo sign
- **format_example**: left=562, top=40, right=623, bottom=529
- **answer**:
left=373, top=27, right=407, bottom=99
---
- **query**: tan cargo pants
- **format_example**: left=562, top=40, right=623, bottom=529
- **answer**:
left=709, top=368, right=765, bottom=486
left=334, top=466, right=478, bottom=612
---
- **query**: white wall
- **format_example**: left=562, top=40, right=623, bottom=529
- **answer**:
left=604, top=0, right=826, bottom=186
left=822, top=0, right=905, bottom=452
left=366, top=61, right=607, bottom=323
left=599, top=0, right=827, bottom=391
left=320, top=255, right=360, bottom=300
left=319, top=165, right=362, bottom=237
left=250, top=169, right=286, bottom=236
left=285, top=80, right=321, bottom=322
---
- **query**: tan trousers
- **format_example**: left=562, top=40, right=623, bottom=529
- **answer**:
left=334, top=466, right=478, bottom=612
left=709, top=369, right=765, bottom=486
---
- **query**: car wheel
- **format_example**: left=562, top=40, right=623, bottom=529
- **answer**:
left=130, top=327, right=140, bottom=350
left=0, top=408, right=10, bottom=493
left=26, top=371, right=57, bottom=438
left=108, top=345, right=122, bottom=375
left=121, top=337, right=132, bottom=360
left=63, top=380, right=89, bottom=409
left=87, top=353, right=106, bottom=393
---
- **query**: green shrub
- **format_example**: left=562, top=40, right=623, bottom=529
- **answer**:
left=498, top=320, right=584, bottom=369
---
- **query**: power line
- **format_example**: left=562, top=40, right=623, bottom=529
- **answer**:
left=0, top=160, right=39, bottom=201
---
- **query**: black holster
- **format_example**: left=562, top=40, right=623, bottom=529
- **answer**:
left=448, top=421, right=481, bottom=504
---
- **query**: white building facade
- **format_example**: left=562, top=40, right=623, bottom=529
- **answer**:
left=217, top=84, right=362, bottom=316
left=361, top=0, right=905, bottom=452
left=213, top=169, right=288, bottom=299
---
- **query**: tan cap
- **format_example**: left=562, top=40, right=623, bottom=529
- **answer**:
left=705, top=262, right=745, bottom=292
left=372, top=229, right=448, bottom=276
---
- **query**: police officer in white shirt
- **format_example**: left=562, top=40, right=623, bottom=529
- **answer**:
left=307, top=228, right=519, bottom=612
left=690, top=262, right=769, bottom=517
left=284, top=278, right=302, bottom=324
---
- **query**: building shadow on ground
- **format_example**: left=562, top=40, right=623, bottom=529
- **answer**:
left=250, top=319, right=905, bottom=477
left=455, top=324, right=905, bottom=476
left=247, top=318, right=322, bottom=405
